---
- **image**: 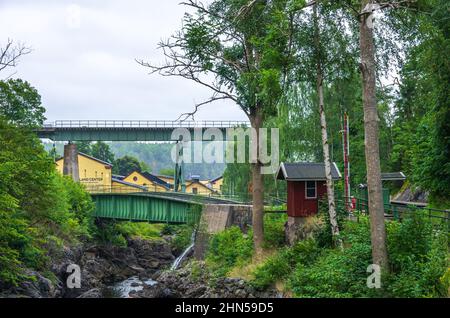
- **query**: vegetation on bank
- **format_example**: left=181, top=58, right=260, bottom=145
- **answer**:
left=0, top=119, right=95, bottom=286
left=0, top=117, right=188, bottom=287
left=204, top=209, right=449, bottom=298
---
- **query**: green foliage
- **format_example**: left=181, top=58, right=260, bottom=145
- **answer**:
left=91, top=141, right=115, bottom=164
left=74, top=141, right=92, bottom=155
left=385, top=211, right=448, bottom=297
left=263, top=213, right=286, bottom=248
left=165, top=224, right=194, bottom=254
left=391, top=0, right=450, bottom=203
left=0, top=79, right=45, bottom=126
left=93, top=220, right=127, bottom=247
left=0, top=119, right=95, bottom=286
left=159, top=168, right=175, bottom=176
left=115, top=222, right=164, bottom=241
left=315, top=198, right=348, bottom=248
left=251, top=239, right=320, bottom=290
left=250, top=213, right=448, bottom=298
left=206, top=226, right=253, bottom=277
left=113, top=155, right=145, bottom=176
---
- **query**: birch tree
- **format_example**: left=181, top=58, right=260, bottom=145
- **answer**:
left=312, top=3, right=341, bottom=245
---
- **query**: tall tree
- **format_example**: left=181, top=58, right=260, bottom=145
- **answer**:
left=312, top=3, right=341, bottom=244
left=359, top=0, right=388, bottom=269
left=75, top=141, right=92, bottom=155
left=0, top=79, right=45, bottom=127
left=91, top=141, right=115, bottom=164
left=114, top=155, right=144, bottom=176
left=138, top=0, right=294, bottom=254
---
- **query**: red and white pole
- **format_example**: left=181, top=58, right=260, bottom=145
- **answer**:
left=343, top=112, right=351, bottom=210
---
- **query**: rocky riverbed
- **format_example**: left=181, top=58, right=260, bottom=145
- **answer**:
left=133, top=262, right=280, bottom=298
left=0, top=236, right=278, bottom=298
left=0, top=237, right=174, bottom=298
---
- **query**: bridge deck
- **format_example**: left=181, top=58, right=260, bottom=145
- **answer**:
left=90, top=191, right=244, bottom=223
left=37, top=120, right=250, bottom=141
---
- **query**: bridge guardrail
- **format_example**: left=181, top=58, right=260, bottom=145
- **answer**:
left=43, top=120, right=251, bottom=128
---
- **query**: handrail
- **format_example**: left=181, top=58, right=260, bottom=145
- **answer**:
left=333, top=195, right=449, bottom=228
left=42, top=120, right=251, bottom=129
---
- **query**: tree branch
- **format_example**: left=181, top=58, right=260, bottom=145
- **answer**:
left=0, top=39, right=31, bottom=73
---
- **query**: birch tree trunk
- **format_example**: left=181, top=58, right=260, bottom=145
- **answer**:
left=313, top=4, right=341, bottom=245
left=359, top=0, right=389, bottom=270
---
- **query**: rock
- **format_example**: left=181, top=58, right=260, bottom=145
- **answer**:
left=3, top=270, right=60, bottom=298
left=77, top=288, right=102, bottom=298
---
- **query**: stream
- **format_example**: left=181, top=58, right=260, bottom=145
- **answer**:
left=109, top=232, right=196, bottom=298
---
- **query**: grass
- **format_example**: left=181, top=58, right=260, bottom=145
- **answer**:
left=115, top=222, right=165, bottom=241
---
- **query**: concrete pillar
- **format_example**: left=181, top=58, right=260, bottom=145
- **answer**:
left=63, top=143, right=79, bottom=182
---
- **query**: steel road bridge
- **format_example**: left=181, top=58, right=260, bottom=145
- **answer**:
left=36, top=120, right=250, bottom=141
left=91, top=191, right=242, bottom=224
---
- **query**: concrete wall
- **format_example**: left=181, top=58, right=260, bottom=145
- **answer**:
left=193, top=204, right=252, bottom=260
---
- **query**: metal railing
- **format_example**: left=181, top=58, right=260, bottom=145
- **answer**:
left=334, top=195, right=449, bottom=231
left=43, top=120, right=250, bottom=129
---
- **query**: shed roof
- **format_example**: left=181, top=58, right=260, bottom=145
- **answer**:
left=277, top=162, right=341, bottom=181
left=381, top=172, right=406, bottom=181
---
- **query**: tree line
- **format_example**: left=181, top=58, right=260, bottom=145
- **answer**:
left=139, top=0, right=449, bottom=272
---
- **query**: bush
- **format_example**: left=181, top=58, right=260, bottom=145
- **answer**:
left=252, top=239, right=320, bottom=290
left=93, top=220, right=127, bottom=247
left=385, top=211, right=448, bottom=297
left=115, top=222, right=164, bottom=241
left=315, top=198, right=348, bottom=248
left=170, top=224, right=195, bottom=253
left=263, top=213, right=286, bottom=248
left=251, top=212, right=448, bottom=298
left=206, top=226, right=253, bottom=277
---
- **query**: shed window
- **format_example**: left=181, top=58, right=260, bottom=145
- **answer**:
left=305, top=181, right=316, bottom=199
left=192, top=188, right=198, bottom=194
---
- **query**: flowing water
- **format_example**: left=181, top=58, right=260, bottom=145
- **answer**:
left=171, top=231, right=196, bottom=270
left=110, top=232, right=196, bottom=297
left=111, top=276, right=157, bottom=298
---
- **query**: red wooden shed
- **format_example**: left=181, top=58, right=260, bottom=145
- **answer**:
left=277, top=162, right=341, bottom=217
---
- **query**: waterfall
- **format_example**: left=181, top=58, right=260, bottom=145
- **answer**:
left=170, top=231, right=196, bottom=270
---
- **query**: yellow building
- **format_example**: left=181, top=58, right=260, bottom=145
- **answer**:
left=56, top=152, right=145, bottom=193
left=56, top=152, right=112, bottom=192
left=155, top=174, right=175, bottom=185
left=185, top=180, right=217, bottom=195
left=111, top=178, right=148, bottom=193
left=207, top=176, right=223, bottom=193
left=123, top=171, right=171, bottom=192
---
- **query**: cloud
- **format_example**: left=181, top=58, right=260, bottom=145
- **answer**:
left=0, top=0, right=247, bottom=121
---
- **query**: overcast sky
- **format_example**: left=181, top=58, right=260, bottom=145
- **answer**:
left=0, top=0, right=247, bottom=122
